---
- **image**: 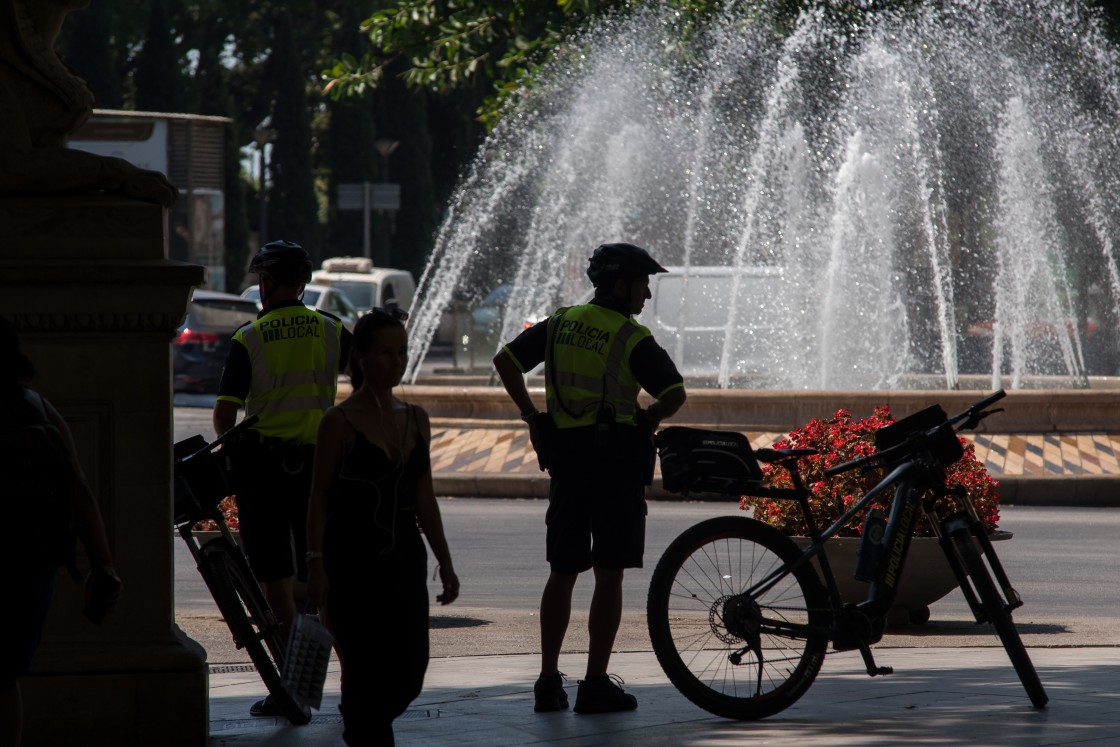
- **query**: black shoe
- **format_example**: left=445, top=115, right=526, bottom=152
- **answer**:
left=534, top=672, right=569, bottom=712
left=573, top=674, right=637, bottom=714
left=250, top=695, right=281, bottom=717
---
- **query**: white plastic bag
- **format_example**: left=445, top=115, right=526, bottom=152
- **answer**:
left=283, top=613, right=333, bottom=709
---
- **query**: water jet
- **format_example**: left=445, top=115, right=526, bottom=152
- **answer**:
left=406, top=0, right=1120, bottom=394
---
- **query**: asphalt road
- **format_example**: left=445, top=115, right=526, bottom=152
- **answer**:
left=171, top=402, right=1120, bottom=666
left=175, top=498, right=1120, bottom=663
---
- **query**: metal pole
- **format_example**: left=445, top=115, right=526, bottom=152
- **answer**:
left=258, top=145, right=268, bottom=242
left=254, top=128, right=275, bottom=243
left=363, top=181, right=371, bottom=259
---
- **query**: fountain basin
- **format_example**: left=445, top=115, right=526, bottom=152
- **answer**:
left=402, top=383, right=1120, bottom=433
left=390, top=382, right=1120, bottom=507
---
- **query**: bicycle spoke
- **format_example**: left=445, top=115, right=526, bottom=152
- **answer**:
left=649, top=517, right=829, bottom=720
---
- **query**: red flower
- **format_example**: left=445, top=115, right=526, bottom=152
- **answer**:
left=740, top=407, right=1000, bottom=538
left=191, top=495, right=239, bottom=532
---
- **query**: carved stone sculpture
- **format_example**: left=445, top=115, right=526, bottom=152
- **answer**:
left=0, top=0, right=178, bottom=206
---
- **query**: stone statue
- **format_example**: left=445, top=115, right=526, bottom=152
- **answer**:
left=0, top=0, right=178, bottom=206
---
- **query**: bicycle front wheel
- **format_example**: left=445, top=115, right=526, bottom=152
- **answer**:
left=647, top=516, right=830, bottom=720
left=200, top=541, right=312, bottom=725
left=949, top=527, right=1048, bottom=708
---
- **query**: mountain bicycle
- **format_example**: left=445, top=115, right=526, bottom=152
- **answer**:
left=647, top=390, right=1048, bottom=720
left=173, top=415, right=311, bottom=725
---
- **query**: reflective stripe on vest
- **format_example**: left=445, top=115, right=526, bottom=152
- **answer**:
left=544, top=305, right=649, bottom=429
left=235, top=307, right=342, bottom=443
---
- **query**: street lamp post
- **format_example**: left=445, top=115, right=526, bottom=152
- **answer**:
left=373, top=139, right=400, bottom=265
left=253, top=128, right=276, bottom=242
left=375, top=138, right=399, bottom=181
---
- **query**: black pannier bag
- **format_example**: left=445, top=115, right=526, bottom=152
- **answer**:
left=656, top=427, right=763, bottom=495
left=874, top=404, right=963, bottom=468
left=173, top=435, right=230, bottom=523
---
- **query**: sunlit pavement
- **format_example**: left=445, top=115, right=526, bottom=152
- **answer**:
left=207, top=647, right=1118, bottom=746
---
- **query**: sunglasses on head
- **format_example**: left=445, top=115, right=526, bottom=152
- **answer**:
left=372, top=306, right=410, bottom=322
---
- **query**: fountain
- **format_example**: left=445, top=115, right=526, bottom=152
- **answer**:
left=404, top=0, right=1120, bottom=392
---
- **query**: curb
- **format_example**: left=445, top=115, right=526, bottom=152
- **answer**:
left=434, top=473, right=1120, bottom=508
left=996, top=474, right=1120, bottom=507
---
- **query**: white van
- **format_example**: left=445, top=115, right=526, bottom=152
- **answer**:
left=527, top=265, right=784, bottom=381
left=645, top=265, right=784, bottom=381
left=311, top=256, right=417, bottom=313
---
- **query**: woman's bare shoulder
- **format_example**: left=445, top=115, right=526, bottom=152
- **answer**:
left=408, top=403, right=432, bottom=437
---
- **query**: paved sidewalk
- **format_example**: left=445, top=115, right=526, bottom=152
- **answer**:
left=207, top=646, right=1118, bottom=746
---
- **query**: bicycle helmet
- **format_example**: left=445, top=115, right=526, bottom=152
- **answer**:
left=248, top=240, right=312, bottom=286
left=586, top=242, right=668, bottom=288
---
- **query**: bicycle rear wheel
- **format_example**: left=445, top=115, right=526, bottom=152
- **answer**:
left=647, top=516, right=830, bottom=720
left=948, top=527, right=1048, bottom=708
left=200, top=541, right=312, bottom=725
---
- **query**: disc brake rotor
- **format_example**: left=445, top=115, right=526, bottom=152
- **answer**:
left=712, top=594, right=761, bottom=644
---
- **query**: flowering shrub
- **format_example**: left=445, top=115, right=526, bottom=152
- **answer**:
left=191, top=496, right=239, bottom=532
left=740, top=406, right=1000, bottom=538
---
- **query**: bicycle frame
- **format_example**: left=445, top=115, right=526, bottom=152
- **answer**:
left=174, top=501, right=250, bottom=581
left=740, top=397, right=1021, bottom=671
left=743, top=458, right=919, bottom=610
left=170, top=417, right=314, bottom=724
left=738, top=450, right=993, bottom=678
left=174, top=437, right=243, bottom=562
left=172, top=426, right=282, bottom=639
left=172, top=416, right=275, bottom=627
left=647, top=391, right=1048, bottom=716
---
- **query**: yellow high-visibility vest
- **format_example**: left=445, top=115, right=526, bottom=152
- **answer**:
left=230, top=306, right=342, bottom=444
left=544, top=305, right=651, bottom=429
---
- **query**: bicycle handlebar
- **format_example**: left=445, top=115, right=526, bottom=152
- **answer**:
left=822, top=390, right=1006, bottom=478
left=960, top=388, right=1007, bottom=416
left=955, top=389, right=1006, bottom=431
left=178, top=414, right=259, bottom=465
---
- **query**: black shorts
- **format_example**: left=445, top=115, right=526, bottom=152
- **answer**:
left=232, top=442, right=314, bottom=583
left=545, top=447, right=648, bottom=574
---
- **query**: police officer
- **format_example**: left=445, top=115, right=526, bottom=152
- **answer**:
left=212, top=240, right=352, bottom=718
left=493, top=242, right=687, bottom=715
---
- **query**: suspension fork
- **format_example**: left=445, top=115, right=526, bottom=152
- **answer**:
left=934, top=486, right=1023, bottom=618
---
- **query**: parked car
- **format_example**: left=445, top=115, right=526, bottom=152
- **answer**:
left=452, top=283, right=523, bottom=371
left=173, top=290, right=259, bottom=393
left=470, top=282, right=513, bottom=345
left=240, top=283, right=360, bottom=331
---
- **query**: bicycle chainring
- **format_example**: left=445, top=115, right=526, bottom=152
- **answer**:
left=832, top=603, right=881, bottom=651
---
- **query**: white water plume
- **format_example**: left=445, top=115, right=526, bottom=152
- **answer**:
left=405, top=0, right=1120, bottom=390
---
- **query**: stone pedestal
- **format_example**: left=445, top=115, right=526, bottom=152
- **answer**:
left=2, top=195, right=208, bottom=746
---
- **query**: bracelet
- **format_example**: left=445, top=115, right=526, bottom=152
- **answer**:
left=305, top=551, right=324, bottom=563
left=519, top=409, right=539, bottom=423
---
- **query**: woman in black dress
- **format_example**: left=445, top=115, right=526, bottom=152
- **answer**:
left=307, top=309, right=459, bottom=746
left=0, top=318, right=121, bottom=747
